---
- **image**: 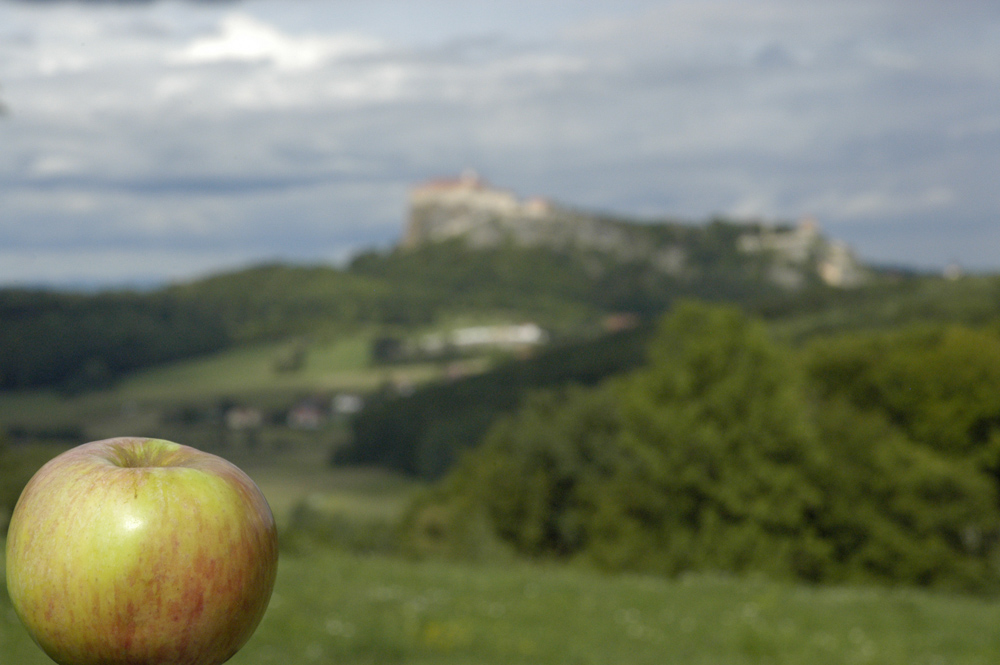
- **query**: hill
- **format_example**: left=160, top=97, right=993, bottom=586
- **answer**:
left=404, top=171, right=867, bottom=289
left=337, top=323, right=655, bottom=478
left=0, top=198, right=869, bottom=393
left=2, top=175, right=994, bottom=396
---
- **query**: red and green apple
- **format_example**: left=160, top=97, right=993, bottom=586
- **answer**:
left=5, top=437, right=279, bottom=665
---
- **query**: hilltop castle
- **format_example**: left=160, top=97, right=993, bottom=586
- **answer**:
left=403, top=170, right=554, bottom=248
left=402, top=172, right=866, bottom=288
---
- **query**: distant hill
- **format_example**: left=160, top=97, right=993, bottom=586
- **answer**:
left=4, top=178, right=996, bottom=393
left=404, top=171, right=868, bottom=290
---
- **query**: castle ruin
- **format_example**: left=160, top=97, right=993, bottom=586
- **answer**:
left=402, top=172, right=866, bottom=288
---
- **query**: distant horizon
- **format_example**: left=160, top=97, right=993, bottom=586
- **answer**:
left=0, top=209, right=975, bottom=294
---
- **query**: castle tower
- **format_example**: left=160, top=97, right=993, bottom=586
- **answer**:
left=403, top=172, right=521, bottom=247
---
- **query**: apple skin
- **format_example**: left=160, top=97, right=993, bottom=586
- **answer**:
left=5, top=437, right=278, bottom=665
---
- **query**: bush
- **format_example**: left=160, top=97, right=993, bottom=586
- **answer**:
left=401, top=386, right=621, bottom=562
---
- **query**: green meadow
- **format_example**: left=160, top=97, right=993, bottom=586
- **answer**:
left=0, top=325, right=490, bottom=455
left=6, top=448, right=1000, bottom=665
left=228, top=552, right=1000, bottom=665
left=6, top=448, right=1000, bottom=663
left=112, top=332, right=435, bottom=400
left=7, top=537, right=1000, bottom=665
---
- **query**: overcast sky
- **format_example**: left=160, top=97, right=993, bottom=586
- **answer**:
left=1, top=0, right=998, bottom=287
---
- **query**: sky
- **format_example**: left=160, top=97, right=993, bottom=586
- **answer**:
left=1, top=0, right=998, bottom=288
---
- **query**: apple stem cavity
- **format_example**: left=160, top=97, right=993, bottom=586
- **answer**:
left=107, top=438, right=181, bottom=469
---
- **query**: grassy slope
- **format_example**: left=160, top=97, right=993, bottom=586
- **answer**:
left=0, top=329, right=457, bottom=447
left=5, top=542, right=1000, bottom=665
left=114, top=333, right=393, bottom=399
left=236, top=444, right=422, bottom=532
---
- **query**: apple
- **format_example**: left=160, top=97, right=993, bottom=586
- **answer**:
left=5, top=437, right=278, bottom=665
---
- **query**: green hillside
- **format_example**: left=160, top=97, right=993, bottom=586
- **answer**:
left=0, top=214, right=865, bottom=394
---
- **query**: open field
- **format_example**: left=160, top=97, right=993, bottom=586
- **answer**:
left=5, top=542, right=1000, bottom=665
left=237, top=446, right=422, bottom=533
left=6, top=441, right=1000, bottom=665
left=6, top=425, right=1000, bottom=664
left=112, top=333, right=439, bottom=400
left=0, top=332, right=418, bottom=424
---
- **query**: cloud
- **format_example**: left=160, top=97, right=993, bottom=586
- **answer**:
left=28, top=154, right=84, bottom=177
left=170, top=13, right=382, bottom=70
left=804, top=186, right=957, bottom=221
left=1, top=0, right=1000, bottom=285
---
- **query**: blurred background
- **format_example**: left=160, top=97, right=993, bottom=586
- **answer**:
left=3, top=1, right=1000, bottom=663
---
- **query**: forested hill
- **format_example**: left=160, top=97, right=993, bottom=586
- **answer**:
left=1, top=214, right=997, bottom=392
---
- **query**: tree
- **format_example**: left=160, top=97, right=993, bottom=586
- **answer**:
left=585, top=302, right=828, bottom=578
left=804, top=324, right=1000, bottom=462
left=401, top=386, right=621, bottom=561
left=808, top=399, right=997, bottom=589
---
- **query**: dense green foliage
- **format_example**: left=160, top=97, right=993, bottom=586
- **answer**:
left=0, top=288, right=228, bottom=392
left=337, top=325, right=653, bottom=478
left=582, top=305, right=830, bottom=579
left=166, top=264, right=402, bottom=340
left=763, top=273, right=1000, bottom=341
left=348, top=242, right=602, bottom=324
left=804, top=323, right=1000, bottom=459
left=404, top=303, right=1000, bottom=591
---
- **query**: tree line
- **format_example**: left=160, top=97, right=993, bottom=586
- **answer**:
left=0, top=288, right=229, bottom=392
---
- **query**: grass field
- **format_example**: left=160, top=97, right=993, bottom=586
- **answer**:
left=0, top=333, right=420, bottom=425
left=6, top=542, right=1000, bottom=665
left=114, top=334, right=406, bottom=400
left=6, top=438, right=1000, bottom=664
